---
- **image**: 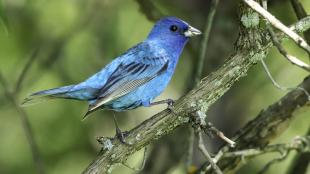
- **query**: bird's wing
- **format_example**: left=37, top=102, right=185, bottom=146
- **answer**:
left=88, top=46, right=169, bottom=112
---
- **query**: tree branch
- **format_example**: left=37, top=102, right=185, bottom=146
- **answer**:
left=199, top=74, right=310, bottom=173
left=286, top=128, right=310, bottom=174
left=198, top=131, right=223, bottom=174
left=198, top=135, right=310, bottom=174
left=243, top=0, right=310, bottom=54
left=266, top=24, right=310, bottom=72
left=290, top=0, right=310, bottom=46
left=82, top=16, right=310, bottom=174
left=220, top=136, right=309, bottom=158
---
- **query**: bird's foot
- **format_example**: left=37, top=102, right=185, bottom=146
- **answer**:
left=166, top=99, right=175, bottom=108
left=115, top=127, right=130, bottom=145
left=166, top=99, right=177, bottom=114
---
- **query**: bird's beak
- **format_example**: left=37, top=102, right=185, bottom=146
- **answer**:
left=184, top=26, right=202, bottom=37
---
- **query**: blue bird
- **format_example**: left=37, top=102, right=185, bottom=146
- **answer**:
left=22, top=17, right=201, bottom=119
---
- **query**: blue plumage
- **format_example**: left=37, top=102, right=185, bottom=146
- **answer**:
left=22, top=17, right=201, bottom=117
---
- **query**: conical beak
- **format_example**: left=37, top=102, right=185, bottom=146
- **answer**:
left=184, top=26, right=202, bottom=37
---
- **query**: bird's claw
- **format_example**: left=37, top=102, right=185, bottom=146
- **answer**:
left=166, top=99, right=175, bottom=107
left=166, top=99, right=177, bottom=114
left=115, top=128, right=130, bottom=145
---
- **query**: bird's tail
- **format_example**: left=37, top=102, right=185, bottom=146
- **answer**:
left=21, top=85, right=76, bottom=106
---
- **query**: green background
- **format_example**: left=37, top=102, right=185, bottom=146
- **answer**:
left=0, top=0, right=309, bottom=173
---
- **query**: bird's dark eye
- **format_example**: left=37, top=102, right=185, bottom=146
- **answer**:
left=170, top=25, right=178, bottom=32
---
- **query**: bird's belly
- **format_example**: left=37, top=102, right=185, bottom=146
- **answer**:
left=104, top=72, right=172, bottom=111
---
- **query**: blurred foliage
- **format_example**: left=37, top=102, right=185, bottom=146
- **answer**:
left=0, top=0, right=309, bottom=174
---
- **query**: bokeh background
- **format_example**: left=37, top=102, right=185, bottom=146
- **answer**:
left=0, top=0, right=309, bottom=174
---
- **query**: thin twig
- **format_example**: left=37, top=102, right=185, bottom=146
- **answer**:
left=203, top=151, right=224, bottom=172
left=201, top=136, right=310, bottom=173
left=0, top=72, right=45, bottom=174
left=258, top=151, right=289, bottom=174
left=196, top=74, right=310, bottom=174
left=204, top=122, right=236, bottom=148
left=186, top=127, right=195, bottom=171
left=290, top=0, right=308, bottom=20
left=135, top=0, right=163, bottom=21
left=260, top=0, right=310, bottom=99
left=290, top=0, right=310, bottom=61
left=194, top=0, right=220, bottom=85
left=0, top=0, right=9, bottom=36
left=261, top=0, right=310, bottom=72
left=261, top=59, right=310, bottom=100
left=286, top=128, right=310, bottom=174
left=243, top=0, right=310, bottom=54
left=191, top=111, right=236, bottom=147
left=121, top=146, right=148, bottom=172
left=15, top=48, right=40, bottom=93
left=266, top=24, right=310, bottom=71
left=222, top=136, right=309, bottom=158
left=0, top=17, right=8, bottom=36
left=198, top=132, right=223, bottom=174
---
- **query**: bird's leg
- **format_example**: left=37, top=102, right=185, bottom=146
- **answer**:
left=149, top=98, right=175, bottom=109
left=112, top=112, right=128, bottom=144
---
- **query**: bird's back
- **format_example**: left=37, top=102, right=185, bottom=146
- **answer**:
left=77, top=41, right=176, bottom=112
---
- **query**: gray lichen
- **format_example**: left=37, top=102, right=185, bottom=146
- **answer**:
left=252, top=51, right=266, bottom=62
left=156, top=129, right=162, bottom=136
left=136, top=133, right=142, bottom=141
left=111, top=154, right=116, bottom=159
left=107, top=164, right=118, bottom=174
left=294, top=18, right=310, bottom=33
left=196, top=110, right=207, bottom=126
left=241, top=12, right=260, bottom=28
left=198, top=99, right=209, bottom=113
left=103, top=139, right=114, bottom=151
left=178, top=116, right=189, bottom=123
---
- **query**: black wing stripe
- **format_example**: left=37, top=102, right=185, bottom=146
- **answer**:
left=100, top=63, right=139, bottom=93
left=88, top=60, right=169, bottom=112
left=98, top=62, right=146, bottom=97
left=137, top=64, right=149, bottom=75
left=126, top=63, right=141, bottom=73
left=131, top=64, right=147, bottom=75
left=157, top=61, right=169, bottom=75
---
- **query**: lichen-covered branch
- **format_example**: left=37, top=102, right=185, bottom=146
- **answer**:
left=290, top=0, right=310, bottom=59
left=199, top=75, right=310, bottom=174
left=199, top=135, right=310, bottom=174
left=286, top=128, right=310, bottom=174
left=221, top=136, right=309, bottom=158
left=82, top=16, right=310, bottom=174
left=243, top=0, right=310, bottom=53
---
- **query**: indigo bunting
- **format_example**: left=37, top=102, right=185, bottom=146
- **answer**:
left=23, top=17, right=201, bottom=118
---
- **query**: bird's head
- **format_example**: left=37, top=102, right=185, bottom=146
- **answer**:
left=147, top=17, right=201, bottom=43
left=147, top=17, right=201, bottom=55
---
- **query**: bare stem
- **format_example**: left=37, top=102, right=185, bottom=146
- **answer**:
left=15, top=48, right=40, bottom=93
left=266, top=24, right=310, bottom=72
left=194, top=0, right=220, bottom=84
left=0, top=72, right=45, bottom=174
left=198, top=132, right=223, bottom=174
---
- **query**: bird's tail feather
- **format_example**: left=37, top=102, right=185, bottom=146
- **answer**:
left=21, top=85, right=75, bottom=107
